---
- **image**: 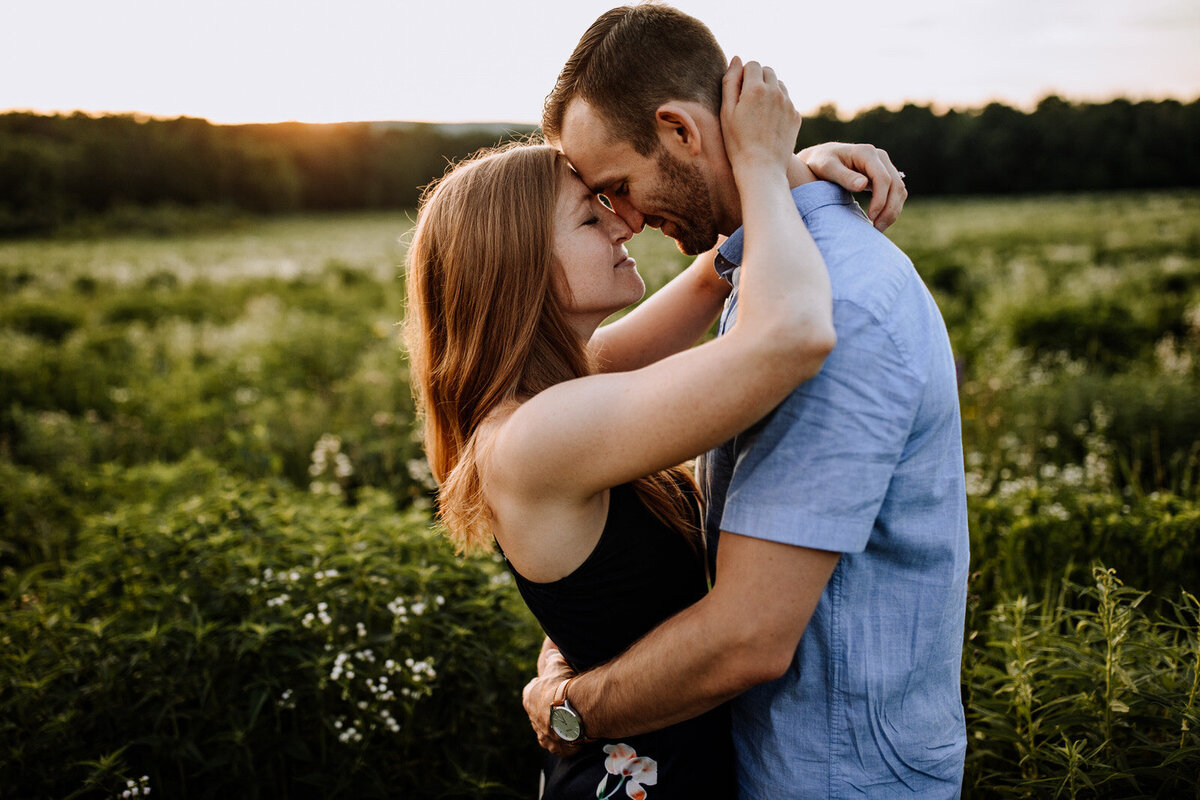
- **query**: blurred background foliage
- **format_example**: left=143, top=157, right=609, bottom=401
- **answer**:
left=1, top=95, right=1198, bottom=237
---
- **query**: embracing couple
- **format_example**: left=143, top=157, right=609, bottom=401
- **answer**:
left=406, top=3, right=968, bottom=798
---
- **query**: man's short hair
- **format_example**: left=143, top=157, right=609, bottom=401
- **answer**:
left=542, top=3, right=726, bottom=155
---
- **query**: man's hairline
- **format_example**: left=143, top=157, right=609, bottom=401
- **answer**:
left=543, top=139, right=619, bottom=200
left=550, top=101, right=657, bottom=198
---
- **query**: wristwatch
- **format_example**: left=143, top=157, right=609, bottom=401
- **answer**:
left=548, top=677, right=587, bottom=743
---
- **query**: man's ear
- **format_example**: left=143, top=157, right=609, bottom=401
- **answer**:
left=654, top=103, right=703, bottom=158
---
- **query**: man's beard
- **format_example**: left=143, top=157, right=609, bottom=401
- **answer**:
left=651, top=150, right=720, bottom=256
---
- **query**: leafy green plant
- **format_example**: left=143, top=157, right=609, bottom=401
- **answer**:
left=1, top=298, right=83, bottom=342
left=0, top=456, right=542, bottom=798
left=967, top=474, right=1200, bottom=614
left=964, top=567, right=1200, bottom=798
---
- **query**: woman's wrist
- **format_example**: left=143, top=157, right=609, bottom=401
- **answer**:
left=731, top=161, right=792, bottom=200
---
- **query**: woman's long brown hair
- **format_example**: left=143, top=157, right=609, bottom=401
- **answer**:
left=405, top=142, right=699, bottom=554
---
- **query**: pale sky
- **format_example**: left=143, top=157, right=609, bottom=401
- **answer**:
left=2, top=0, right=1198, bottom=124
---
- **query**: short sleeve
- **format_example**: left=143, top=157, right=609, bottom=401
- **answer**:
left=718, top=299, right=924, bottom=553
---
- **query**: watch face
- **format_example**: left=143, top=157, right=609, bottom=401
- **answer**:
left=550, top=706, right=581, bottom=741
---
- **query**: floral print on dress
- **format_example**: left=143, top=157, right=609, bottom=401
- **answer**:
left=596, top=743, right=658, bottom=800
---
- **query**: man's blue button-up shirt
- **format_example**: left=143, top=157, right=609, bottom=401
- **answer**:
left=701, top=181, right=969, bottom=798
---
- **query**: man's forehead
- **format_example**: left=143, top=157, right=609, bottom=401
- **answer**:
left=559, top=99, right=637, bottom=191
left=561, top=152, right=622, bottom=195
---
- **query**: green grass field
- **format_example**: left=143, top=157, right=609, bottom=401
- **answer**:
left=2, top=191, right=1198, bottom=797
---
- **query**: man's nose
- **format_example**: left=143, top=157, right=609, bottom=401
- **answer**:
left=609, top=196, right=645, bottom=234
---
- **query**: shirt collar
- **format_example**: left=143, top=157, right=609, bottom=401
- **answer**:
left=714, top=180, right=853, bottom=281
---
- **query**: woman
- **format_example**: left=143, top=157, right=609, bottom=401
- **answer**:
left=406, top=64, right=834, bottom=798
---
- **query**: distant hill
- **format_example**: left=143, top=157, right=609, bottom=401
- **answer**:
left=1, top=97, right=1197, bottom=236
left=367, top=121, right=538, bottom=138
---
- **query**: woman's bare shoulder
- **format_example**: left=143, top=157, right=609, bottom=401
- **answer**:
left=476, top=404, right=610, bottom=584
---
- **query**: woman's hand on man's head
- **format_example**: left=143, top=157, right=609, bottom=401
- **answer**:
left=800, top=142, right=908, bottom=231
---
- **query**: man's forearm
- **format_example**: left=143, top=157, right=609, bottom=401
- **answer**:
left=525, top=534, right=836, bottom=750
left=567, top=588, right=763, bottom=738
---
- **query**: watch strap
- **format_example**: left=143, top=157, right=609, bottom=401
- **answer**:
left=550, top=676, right=594, bottom=743
left=552, top=676, right=572, bottom=708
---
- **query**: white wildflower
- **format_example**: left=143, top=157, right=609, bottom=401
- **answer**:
left=331, top=652, right=350, bottom=680
left=964, top=471, right=990, bottom=497
left=1155, top=334, right=1193, bottom=375
left=1043, top=503, right=1070, bottom=521
left=1061, top=464, right=1085, bottom=486
left=1090, top=402, right=1112, bottom=432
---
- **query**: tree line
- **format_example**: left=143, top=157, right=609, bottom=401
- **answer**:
left=1, top=96, right=1197, bottom=236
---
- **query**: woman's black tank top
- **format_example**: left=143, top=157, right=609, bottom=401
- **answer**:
left=502, top=482, right=736, bottom=799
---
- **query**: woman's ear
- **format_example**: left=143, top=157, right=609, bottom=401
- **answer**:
left=654, top=103, right=704, bottom=157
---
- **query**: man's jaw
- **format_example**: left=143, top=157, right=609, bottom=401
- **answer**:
left=644, top=213, right=714, bottom=256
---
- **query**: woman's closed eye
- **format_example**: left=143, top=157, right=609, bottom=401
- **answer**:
left=582, top=215, right=600, bottom=227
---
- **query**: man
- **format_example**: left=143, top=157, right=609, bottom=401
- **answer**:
left=523, top=4, right=969, bottom=798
